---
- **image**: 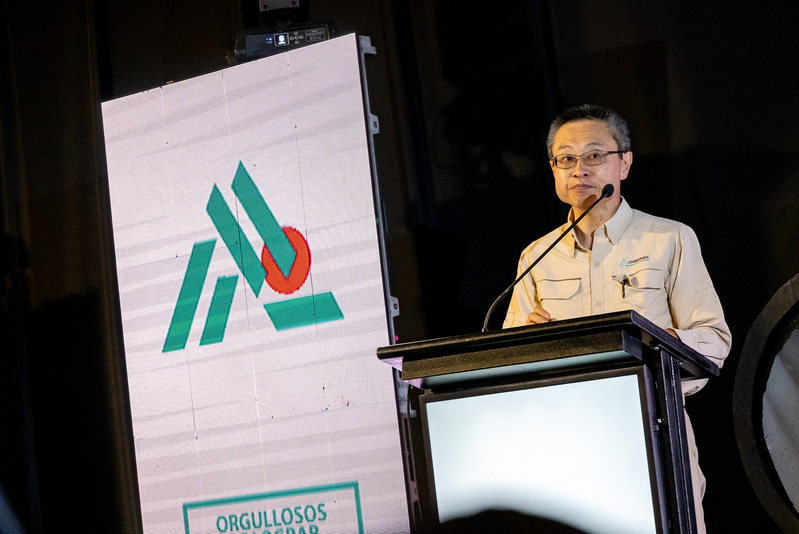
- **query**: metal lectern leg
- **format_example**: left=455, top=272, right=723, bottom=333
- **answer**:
left=656, top=348, right=698, bottom=533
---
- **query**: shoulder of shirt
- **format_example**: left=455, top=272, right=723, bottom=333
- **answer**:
left=519, top=222, right=572, bottom=259
left=626, top=205, right=695, bottom=235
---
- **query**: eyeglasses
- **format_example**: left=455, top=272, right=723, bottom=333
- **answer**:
left=550, top=150, right=626, bottom=169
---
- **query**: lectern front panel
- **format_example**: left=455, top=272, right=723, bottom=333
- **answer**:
left=420, top=368, right=661, bottom=534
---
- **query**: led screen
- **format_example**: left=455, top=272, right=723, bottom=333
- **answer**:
left=423, top=373, right=657, bottom=534
left=101, top=34, right=408, bottom=534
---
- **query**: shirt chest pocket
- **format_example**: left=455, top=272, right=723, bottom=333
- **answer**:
left=536, top=277, right=584, bottom=319
left=627, top=268, right=666, bottom=291
left=538, top=277, right=581, bottom=300
left=615, top=267, right=670, bottom=319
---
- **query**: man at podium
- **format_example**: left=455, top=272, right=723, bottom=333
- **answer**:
left=502, top=104, right=731, bottom=533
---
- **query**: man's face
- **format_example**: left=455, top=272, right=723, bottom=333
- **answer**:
left=549, top=119, right=632, bottom=211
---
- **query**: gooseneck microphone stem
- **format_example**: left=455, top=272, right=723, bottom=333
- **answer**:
left=481, top=184, right=614, bottom=332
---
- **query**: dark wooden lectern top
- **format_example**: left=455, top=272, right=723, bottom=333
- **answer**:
left=377, top=310, right=718, bottom=390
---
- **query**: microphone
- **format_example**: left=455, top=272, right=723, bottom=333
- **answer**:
left=481, top=183, right=615, bottom=332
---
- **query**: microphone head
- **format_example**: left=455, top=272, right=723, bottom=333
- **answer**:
left=601, top=184, right=614, bottom=198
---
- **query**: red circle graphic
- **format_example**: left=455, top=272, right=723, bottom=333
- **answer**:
left=261, top=227, right=311, bottom=295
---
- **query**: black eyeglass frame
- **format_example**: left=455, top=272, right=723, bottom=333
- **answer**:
left=550, top=150, right=627, bottom=169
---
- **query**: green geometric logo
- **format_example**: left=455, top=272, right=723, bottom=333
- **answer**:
left=163, top=162, right=343, bottom=352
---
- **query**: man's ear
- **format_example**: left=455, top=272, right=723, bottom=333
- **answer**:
left=620, top=151, right=633, bottom=180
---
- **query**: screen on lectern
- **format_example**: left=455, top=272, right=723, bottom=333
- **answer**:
left=421, top=370, right=659, bottom=534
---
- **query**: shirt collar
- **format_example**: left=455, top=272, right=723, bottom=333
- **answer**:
left=564, top=197, right=632, bottom=251
left=563, top=215, right=578, bottom=256
left=604, top=197, right=632, bottom=245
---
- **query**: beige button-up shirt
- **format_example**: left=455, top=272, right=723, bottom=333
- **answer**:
left=503, top=199, right=731, bottom=394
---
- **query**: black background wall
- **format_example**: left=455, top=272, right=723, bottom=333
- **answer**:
left=2, top=0, right=797, bottom=532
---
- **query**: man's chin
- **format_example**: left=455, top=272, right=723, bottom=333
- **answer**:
left=569, top=191, right=599, bottom=208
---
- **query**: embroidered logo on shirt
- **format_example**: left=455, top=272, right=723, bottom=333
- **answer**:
left=619, top=256, right=650, bottom=267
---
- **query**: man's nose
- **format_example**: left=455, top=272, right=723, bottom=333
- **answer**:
left=572, top=157, right=590, bottom=175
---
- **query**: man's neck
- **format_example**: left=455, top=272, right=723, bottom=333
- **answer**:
left=572, top=197, right=621, bottom=250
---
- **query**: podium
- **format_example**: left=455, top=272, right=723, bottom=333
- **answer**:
left=377, top=311, right=719, bottom=534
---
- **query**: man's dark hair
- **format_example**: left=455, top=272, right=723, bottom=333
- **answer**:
left=546, top=104, right=631, bottom=159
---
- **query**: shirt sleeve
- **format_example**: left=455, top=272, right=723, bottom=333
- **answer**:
left=667, top=225, right=732, bottom=393
left=503, top=252, right=537, bottom=328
